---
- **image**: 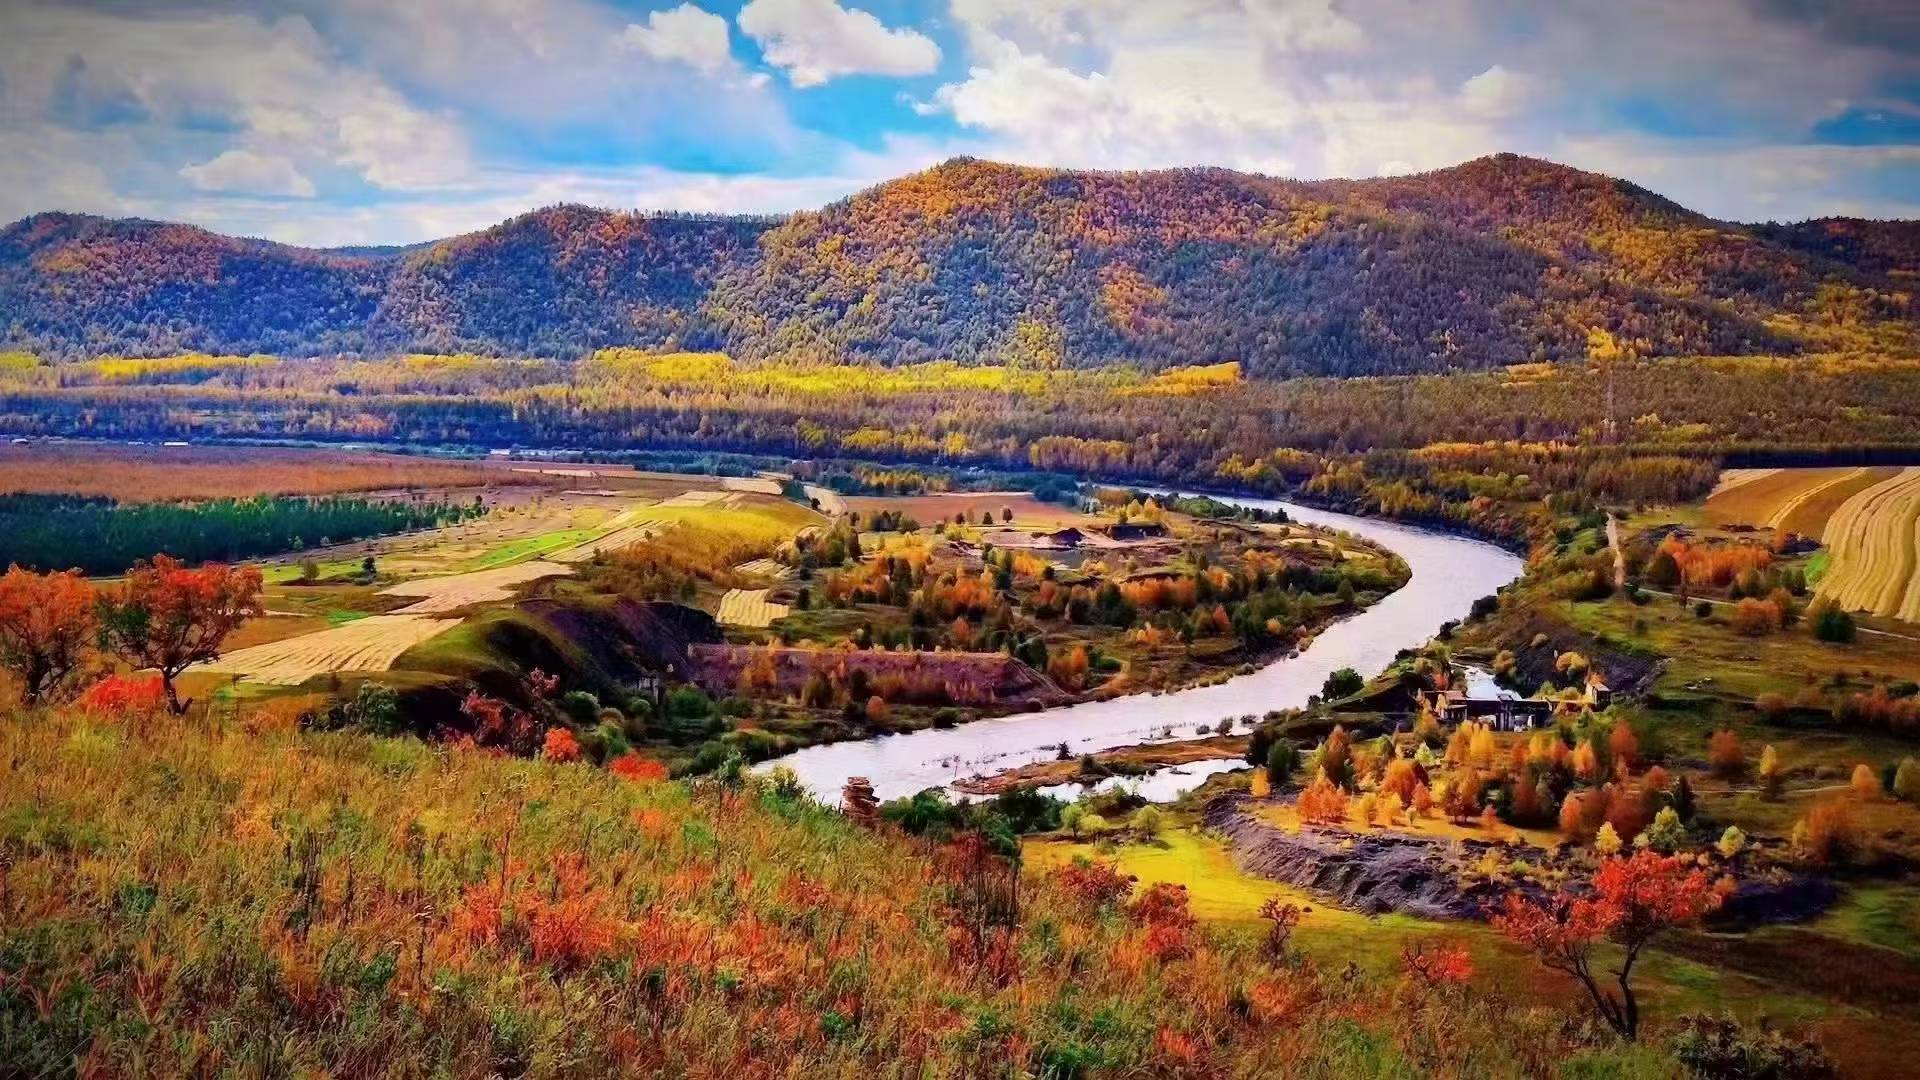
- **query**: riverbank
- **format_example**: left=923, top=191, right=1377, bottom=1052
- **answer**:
left=767, top=493, right=1525, bottom=802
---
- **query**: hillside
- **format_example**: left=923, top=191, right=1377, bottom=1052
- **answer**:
left=2, top=155, right=1914, bottom=373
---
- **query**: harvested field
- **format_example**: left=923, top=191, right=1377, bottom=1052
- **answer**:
left=0, top=442, right=535, bottom=503
left=200, top=614, right=457, bottom=684
left=803, top=485, right=847, bottom=517
left=1709, top=468, right=1780, bottom=497
left=660, top=489, right=730, bottom=508
left=381, top=561, right=572, bottom=614
left=721, top=476, right=784, bottom=496
left=734, top=558, right=791, bottom=580
left=716, top=588, right=790, bottom=627
left=1777, top=467, right=1903, bottom=540
left=1815, top=467, right=1920, bottom=621
left=688, top=644, right=1069, bottom=707
left=1705, top=466, right=1859, bottom=531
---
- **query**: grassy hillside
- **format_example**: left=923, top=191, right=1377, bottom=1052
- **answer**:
left=4, top=155, right=1913, bottom=372
left=0, top=706, right=1672, bottom=1077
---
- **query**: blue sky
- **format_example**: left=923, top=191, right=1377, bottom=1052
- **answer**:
left=1, top=0, right=1916, bottom=245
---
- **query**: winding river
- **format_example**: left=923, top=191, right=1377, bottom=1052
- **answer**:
left=771, top=494, right=1525, bottom=802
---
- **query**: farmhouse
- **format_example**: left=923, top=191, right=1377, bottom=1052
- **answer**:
left=1421, top=670, right=1612, bottom=731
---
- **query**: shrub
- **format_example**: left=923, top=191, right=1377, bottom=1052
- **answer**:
left=1849, top=763, right=1881, bottom=799
left=560, top=690, right=601, bottom=726
left=1792, top=799, right=1857, bottom=866
left=541, top=727, right=583, bottom=763
left=1265, top=739, right=1300, bottom=785
left=1707, top=729, right=1745, bottom=778
left=1813, top=605, right=1856, bottom=643
left=1668, top=1015, right=1837, bottom=1080
left=1321, top=667, right=1364, bottom=700
left=1730, top=598, right=1782, bottom=636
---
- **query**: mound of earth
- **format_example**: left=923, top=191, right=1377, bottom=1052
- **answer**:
left=1203, top=794, right=1520, bottom=919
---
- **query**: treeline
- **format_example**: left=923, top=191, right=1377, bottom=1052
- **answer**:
left=5, top=154, right=1912, bottom=370
left=0, top=494, right=478, bottom=574
left=6, top=351, right=1920, bottom=548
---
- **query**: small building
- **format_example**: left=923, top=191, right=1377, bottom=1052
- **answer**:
left=1101, top=521, right=1169, bottom=542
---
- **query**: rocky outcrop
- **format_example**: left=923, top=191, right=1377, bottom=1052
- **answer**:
left=1203, top=794, right=1516, bottom=919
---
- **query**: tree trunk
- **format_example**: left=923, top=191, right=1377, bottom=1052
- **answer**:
left=162, top=672, right=188, bottom=715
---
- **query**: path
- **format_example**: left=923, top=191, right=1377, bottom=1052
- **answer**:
left=1607, top=512, right=1625, bottom=589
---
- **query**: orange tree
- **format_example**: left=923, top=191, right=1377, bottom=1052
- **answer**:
left=1494, top=850, right=1724, bottom=1040
left=0, top=565, right=98, bottom=706
left=98, top=555, right=263, bottom=714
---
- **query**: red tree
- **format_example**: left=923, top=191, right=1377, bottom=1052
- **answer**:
left=99, top=556, right=263, bottom=714
left=0, top=565, right=98, bottom=706
left=1495, top=851, right=1724, bottom=1039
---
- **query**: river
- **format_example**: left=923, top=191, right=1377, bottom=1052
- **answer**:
left=768, top=494, right=1525, bottom=802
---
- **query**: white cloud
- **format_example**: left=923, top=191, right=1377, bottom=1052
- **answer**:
left=623, top=4, right=735, bottom=74
left=1458, top=65, right=1530, bottom=119
left=0, top=4, right=472, bottom=192
left=1553, top=136, right=1920, bottom=222
left=144, top=138, right=959, bottom=248
left=179, top=150, right=316, bottom=198
left=0, top=127, right=130, bottom=222
left=739, top=0, right=942, bottom=87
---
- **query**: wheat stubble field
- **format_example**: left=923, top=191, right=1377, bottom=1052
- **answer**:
left=1815, top=467, right=1920, bottom=621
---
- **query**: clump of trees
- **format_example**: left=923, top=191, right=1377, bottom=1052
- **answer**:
left=0, top=556, right=263, bottom=713
left=0, top=493, right=478, bottom=575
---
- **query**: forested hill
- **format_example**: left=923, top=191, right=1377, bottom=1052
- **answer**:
left=3, top=154, right=1915, bottom=375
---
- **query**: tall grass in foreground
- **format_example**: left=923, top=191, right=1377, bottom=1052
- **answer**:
left=0, top=708, right=1658, bottom=1077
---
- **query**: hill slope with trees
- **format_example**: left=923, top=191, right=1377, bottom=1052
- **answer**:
left=3, top=155, right=1913, bottom=373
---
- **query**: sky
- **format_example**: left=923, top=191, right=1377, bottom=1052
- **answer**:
left=1, top=0, right=1916, bottom=247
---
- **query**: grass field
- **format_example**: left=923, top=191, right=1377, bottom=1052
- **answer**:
left=1815, top=467, right=1920, bottom=621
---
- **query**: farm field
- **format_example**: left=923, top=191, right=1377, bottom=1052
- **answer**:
left=1815, top=467, right=1920, bottom=621
left=0, top=440, right=537, bottom=502
left=198, top=613, right=458, bottom=684
left=714, top=588, right=789, bottom=627
left=381, top=560, right=575, bottom=614
left=1702, top=465, right=1898, bottom=535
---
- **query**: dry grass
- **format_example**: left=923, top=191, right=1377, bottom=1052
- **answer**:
left=0, top=443, right=530, bottom=503
left=198, top=614, right=458, bottom=684
left=0, top=705, right=1643, bottom=1077
left=1815, top=467, right=1920, bottom=620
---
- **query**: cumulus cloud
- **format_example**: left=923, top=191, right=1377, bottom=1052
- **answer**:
left=179, top=150, right=317, bottom=198
left=0, top=3, right=472, bottom=192
left=623, top=4, right=736, bottom=73
left=739, top=0, right=942, bottom=87
left=929, top=0, right=1920, bottom=216
left=2, top=0, right=1916, bottom=241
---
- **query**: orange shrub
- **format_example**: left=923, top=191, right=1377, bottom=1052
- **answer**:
left=1708, top=729, right=1745, bottom=778
left=609, top=752, right=669, bottom=784
left=542, top=727, right=583, bottom=763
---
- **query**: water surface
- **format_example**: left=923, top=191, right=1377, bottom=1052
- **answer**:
left=770, top=495, right=1524, bottom=801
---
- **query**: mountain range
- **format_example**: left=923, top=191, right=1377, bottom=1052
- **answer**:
left=3, top=154, right=1914, bottom=377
